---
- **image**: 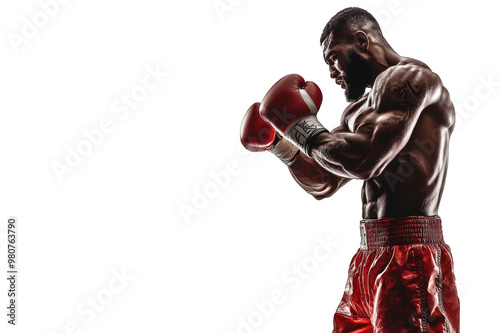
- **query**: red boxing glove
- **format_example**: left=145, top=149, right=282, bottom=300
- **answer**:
left=240, top=102, right=300, bottom=165
left=259, top=74, right=328, bottom=157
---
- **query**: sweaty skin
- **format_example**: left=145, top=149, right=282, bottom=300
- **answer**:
left=289, top=33, right=455, bottom=219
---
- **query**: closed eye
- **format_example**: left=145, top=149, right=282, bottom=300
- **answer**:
left=326, top=55, right=336, bottom=66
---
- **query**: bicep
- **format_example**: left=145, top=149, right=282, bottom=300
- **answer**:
left=367, top=107, right=419, bottom=155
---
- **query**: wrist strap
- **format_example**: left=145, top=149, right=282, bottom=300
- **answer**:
left=269, top=133, right=300, bottom=166
left=285, top=114, right=328, bottom=157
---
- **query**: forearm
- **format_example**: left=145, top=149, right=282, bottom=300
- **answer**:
left=309, top=131, right=368, bottom=178
left=288, top=153, right=351, bottom=200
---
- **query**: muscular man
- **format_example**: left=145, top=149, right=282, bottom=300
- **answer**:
left=241, top=7, right=459, bottom=332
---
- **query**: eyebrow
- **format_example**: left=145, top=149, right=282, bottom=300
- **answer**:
left=324, top=50, right=335, bottom=63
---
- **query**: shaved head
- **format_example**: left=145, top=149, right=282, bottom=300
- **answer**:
left=320, top=7, right=384, bottom=45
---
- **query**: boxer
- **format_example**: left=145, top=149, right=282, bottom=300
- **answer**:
left=240, top=7, right=460, bottom=332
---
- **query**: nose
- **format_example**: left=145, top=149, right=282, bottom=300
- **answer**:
left=330, top=69, right=339, bottom=79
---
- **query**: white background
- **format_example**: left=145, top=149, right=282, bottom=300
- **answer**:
left=0, top=0, right=498, bottom=332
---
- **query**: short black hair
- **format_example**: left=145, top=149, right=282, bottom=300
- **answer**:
left=320, top=7, right=383, bottom=45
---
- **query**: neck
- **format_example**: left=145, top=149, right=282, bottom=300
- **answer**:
left=366, top=42, right=402, bottom=87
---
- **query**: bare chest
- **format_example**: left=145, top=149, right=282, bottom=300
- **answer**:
left=343, top=95, right=372, bottom=132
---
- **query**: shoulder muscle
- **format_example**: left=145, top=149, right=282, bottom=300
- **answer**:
left=372, top=65, right=442, bottom=112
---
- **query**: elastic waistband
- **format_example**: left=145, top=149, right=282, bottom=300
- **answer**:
left=359, top=216, right=444, bottom=250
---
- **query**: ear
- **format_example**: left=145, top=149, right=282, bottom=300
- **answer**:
left=354, top=31, right=368, bottom=52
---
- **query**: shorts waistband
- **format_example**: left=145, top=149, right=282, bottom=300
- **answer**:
left=359, top=216, right=444, bottom=250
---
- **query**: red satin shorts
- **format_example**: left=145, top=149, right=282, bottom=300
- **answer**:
left=333, top=216, right=460, bottom=333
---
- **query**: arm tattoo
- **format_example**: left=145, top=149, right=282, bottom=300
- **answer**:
left=378, top=79, right=423, bottom=139
left=388, top=79, right=423, bottom=107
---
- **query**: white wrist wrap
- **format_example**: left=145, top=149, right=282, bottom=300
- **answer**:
left=285, top=114, right=328, bottom=157
left=269, top=136, right=300, bottom=166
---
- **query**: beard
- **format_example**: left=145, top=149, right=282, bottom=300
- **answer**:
left=343, top=48, right=371, bottom=102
